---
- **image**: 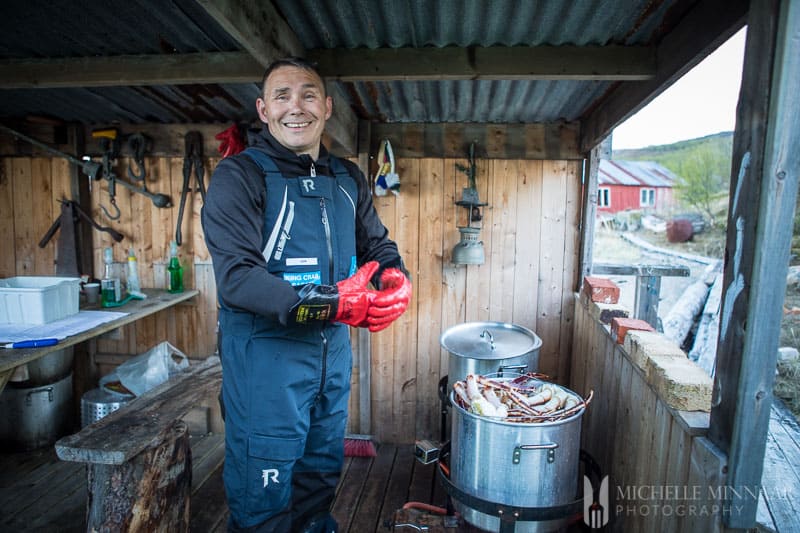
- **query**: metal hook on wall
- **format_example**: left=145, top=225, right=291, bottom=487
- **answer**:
left=126, top=133, right=149, bottom=182
left=100, top=196, right=121, bottom=221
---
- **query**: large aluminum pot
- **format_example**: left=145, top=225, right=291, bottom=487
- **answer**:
left=449, top=379, right=584, bottom=533
left=10, top=346, right=74, bottom=387
left=0, top=372, right=74, bottom=451
left=441, top=321, right=541, bottom=383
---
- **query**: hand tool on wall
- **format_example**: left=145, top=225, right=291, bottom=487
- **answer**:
left=92, top=128, right=122, bottom=219
left=0, top=123, right=101, bottom=180
left=175, top=131, right=206, bottom=246
left=39, top=199, right=125, bottom=276
left=91, top=128, right=171, bottom=221
left=125, top=132, right=150, bottom=182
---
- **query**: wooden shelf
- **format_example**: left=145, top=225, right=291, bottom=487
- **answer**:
left=0, top=289, right=198, bottom=389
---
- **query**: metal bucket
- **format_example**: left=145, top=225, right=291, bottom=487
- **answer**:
left=448, top=379, right=584, bottom=532
left=441, top=321, right=542, bottom=383
left=81, top=387, right=133, bottom=427
left=0, top=372, right=74, bottom=451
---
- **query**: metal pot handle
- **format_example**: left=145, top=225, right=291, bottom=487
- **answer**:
left=497, top=363, right=527, bottom=375
left=26, top=386, right=54, bottom=406
left=480, top=329, right=495, bottom=350
left=513, top=442, right=558, bottom=464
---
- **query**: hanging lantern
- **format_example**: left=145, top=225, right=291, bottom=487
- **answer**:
left=452, top=226, right=485, bottom=265
left=451, top=142, right=487, bottom=266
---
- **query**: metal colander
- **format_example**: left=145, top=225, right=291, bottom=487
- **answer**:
left=80, top=388, right=132, bottom=427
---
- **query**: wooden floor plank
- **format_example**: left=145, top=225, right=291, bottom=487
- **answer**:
left=0, top=447, right=56, bottom=486
left=190, top=431, right=223, bottom=464
left=331, top=454, right=374, bottom=531
left=346, top=444, right=397, bottom=532
left=25, top=474, right=86, bottom=532
left=189, top=464, right=229, bottom=532
left=337, top=456, right=353, bottom=492
left=406, top=458, right=437, bottom=505
left=769, top=401, right=800, bottom=478
left=759, top=402, right=800, bottom=533
left=190, top=433, right=225, bottom=491
left=761, top=429, right=800, bottom=533
left=378, top=445, right=416, bottom=529
left=1, top=459, right=85, bottom=531
left=0, top=458, right=83, bottom=520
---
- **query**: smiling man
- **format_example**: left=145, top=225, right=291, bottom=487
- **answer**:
left=257, top=64, right=331, bottom=159
left=202, top=58, right=411, bottom=532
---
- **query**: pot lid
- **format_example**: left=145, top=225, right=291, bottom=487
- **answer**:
left=440, top=321, right=541, bottom=360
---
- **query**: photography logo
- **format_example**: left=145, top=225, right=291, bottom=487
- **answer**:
left=584, top=475, right=610, bottom=528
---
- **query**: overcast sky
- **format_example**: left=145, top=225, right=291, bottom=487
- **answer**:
left=612, top=28, right=747, bottom=150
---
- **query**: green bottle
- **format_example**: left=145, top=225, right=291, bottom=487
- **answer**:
left=167, top=241, right=184, bottom=293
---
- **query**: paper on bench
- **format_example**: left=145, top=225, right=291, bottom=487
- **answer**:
left=0, top=310, right=127, bottom=343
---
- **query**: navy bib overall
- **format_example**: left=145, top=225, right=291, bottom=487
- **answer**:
left=219, top=148, right=358, bottom=530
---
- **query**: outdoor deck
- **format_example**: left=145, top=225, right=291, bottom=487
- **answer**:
left=757, top=400, right=800, bottom=533
left=0, top=433, right=478, bottom=532
left=1, top=401, right=798, bottom=532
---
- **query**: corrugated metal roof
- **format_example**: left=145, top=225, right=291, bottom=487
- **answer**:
left=0, top=0, right=252, bottom=124
left=599, top=159, right=678, bottom=187
left=272, top=0, right=673, bottom=48
left=274, top=0, right=675, bottom=123
left=0, top=0, right=240, bottom=58
left=345, top=79, right=612, bottom=123
left=0, top=84, right=259, bottom=124
left=0, top=0, right=705, bottom=129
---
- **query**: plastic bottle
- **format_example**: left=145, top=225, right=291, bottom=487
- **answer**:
left=101, top=247, right=121, bottom=306
left=167, top=241, right=184, bottom=293
left=127, top=247, right=142, bottom=296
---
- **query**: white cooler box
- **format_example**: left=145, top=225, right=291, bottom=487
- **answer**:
left=0, top=276, right=81, bottom=325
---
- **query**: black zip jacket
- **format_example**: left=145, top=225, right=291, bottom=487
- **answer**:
left=201, top=126, right=406, bottom=325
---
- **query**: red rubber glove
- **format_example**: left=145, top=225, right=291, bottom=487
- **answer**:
left=334, top=261, right=380, bottom=327
left=366, top=268, right=412, bottom=332
left=215, top=124, right=246, bottom=157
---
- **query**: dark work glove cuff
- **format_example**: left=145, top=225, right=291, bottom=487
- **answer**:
left=287, top=284, right=340, bottom=324
left=372, top=261, right=412, bottom=289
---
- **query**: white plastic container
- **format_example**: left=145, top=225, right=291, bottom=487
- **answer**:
left=0, top=276, right=81, bottom=324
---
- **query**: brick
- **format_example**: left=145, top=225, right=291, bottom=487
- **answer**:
left=624, top=330, right=686, bottom=372
left=646, top=356, right=713, bottom=412
left=589, top=301, right=630, bottom=325
left=610, top=317, right=655, bottom=344
left=582, top=276, right=620, bottom=304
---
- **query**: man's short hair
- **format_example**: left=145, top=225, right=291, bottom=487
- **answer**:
left=260, top=57, right=326, bottom=95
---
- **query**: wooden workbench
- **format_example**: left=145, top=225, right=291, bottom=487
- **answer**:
left=0, top=288, right=199, bottom=393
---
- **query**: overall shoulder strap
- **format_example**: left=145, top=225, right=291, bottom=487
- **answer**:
left=328, top=154, right=352, bottom=180
left=242, top=147, right=282, bottom=179
left=242, top=148, right=286, bottom=259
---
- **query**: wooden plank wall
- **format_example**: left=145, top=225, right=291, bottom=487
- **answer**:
left=570, top=295, right=727, bottom=532
left=1, top=153, right=582, bottom=444
left=366, top=157, right=582, bottom=443
left=0, top=155, right=219, bottom=360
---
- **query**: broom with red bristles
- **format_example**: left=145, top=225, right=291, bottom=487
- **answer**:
left=345, top=326, right=378, bottom=458
left=344, top=433, right=377, bottom=457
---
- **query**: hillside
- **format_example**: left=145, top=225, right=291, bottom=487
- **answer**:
left=613, top=131, right=735, bottom=225
left=613, top=131, right=799, bottom=263
left=612, top=131, right=734, bottom=176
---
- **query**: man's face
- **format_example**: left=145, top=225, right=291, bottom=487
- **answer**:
left=256, top=66, right=332, bottom=158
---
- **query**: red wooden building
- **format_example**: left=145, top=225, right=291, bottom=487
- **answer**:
left=597, top=159, right=677, bottom=213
